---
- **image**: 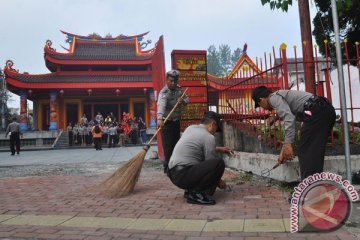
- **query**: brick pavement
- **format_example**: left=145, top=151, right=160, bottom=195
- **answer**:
left=0, top=169, right=358, bottom=240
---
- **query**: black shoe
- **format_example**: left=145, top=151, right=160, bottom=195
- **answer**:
left=11, top=153, right=15, bottom=156
left=187, top=192, right=216, bottom=205
left=17, top=152, right=19, bottom=155
left=184, top=190, right=189, bottom=198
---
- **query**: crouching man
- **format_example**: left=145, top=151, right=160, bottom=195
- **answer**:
left=167, top=111, right=233, bottom=205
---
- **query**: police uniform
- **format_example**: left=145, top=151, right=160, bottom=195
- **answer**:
left=254, top=88, right=336, bottom=180
left=157, top=84, right=189, bottom=171
left=5, top=121, right=21, bottom=155
left=67, top=124, right=73, bottom=146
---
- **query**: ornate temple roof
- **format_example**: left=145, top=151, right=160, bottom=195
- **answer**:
left=44, top=30, right=155, bottom=65
left=45, top=41, right=153, bottom=61
left=4, top=60, right=152, bottom=90
left=60, top=30, right=149, bottom=42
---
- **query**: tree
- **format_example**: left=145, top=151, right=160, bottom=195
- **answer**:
left=219, top=44, right=232, bottom=75
left=260, top=0, right=293, bottom=11
left=207, top=45, right=221, bottom=76
left=207, top=45, right=243, bottom=77
left=312, top=0, right=360, bottom=65
left=231, top=48, right=242, bottom=66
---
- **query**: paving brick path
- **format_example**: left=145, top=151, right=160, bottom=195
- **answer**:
left=0, top=169, right=357, bottom=240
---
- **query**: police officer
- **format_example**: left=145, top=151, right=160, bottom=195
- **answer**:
left=157, top=70, right=189, bottom=173
left=5, top=117, right=22, bottom=156
left=168, top=111, right=232, bottom=205
left=251, top=86, right=336, bottom=180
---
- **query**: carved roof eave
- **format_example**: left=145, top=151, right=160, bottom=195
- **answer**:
left=207, top=75, right=281, bottom=91
left=207, top=54, right=264, bottom=82
left=5, top=67, right=152, bottom=78
left=4, top=67, right=154, bottom=90
left=44, top=54, right=153, bottom=66
left=60, top=30, right=150, bottom=41
left=5, top=77, right=154, bottom=90
left=43, top=37, right=158, bottom=66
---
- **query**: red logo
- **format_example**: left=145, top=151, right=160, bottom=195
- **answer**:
left=300, top=182, right=351, bottom=232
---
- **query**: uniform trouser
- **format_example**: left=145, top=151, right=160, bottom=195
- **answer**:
left=131, top=130, right=138, bottom=144
left=93, top=137, right=102, bottom=150
left=169, top=158, right=225, bottom=196
left=109, top=135, right=116, bottom=147
left=160, top=120, right=180, bottom=169
left=10, top=132, right=20, bottom=155
left=298, top=103, right=336, bottom=180
left=140, top=129, right=147, bottom=144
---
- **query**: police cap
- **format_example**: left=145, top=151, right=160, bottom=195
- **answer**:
left=166, top=70, right=180, bottom=80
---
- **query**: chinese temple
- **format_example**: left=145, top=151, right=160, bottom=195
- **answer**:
left=4, top=31, right=166, bottom=131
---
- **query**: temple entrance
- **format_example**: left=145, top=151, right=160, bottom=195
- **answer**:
left=120, top=103, right=129, bottom=120
left=66, top=104, right=78, bottom=126
left=94, top=104, right=119, bottom=122
left=134, top=102, right=145, bottom=120
left=41, top=104, right=50, bottom=130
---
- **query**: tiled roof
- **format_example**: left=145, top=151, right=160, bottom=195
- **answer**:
left=209, top=77, right=278, bottom=86
left=46, top=42, right=152, bottom=61
left=7, top=74, right=152, bottom=83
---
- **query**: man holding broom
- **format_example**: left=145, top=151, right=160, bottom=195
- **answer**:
left=167, top=111, right=233, bottom=205
left=157, top=69, right=189, bottom=174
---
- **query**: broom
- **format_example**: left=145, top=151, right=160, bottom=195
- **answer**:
left=97, top=88, right=189, bottom=198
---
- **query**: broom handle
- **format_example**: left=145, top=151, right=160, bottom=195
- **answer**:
left=147, top=87, right=189, bottom=145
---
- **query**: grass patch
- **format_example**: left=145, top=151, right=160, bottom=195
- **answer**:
left=278, top=181, right=299, bottom=193
left=232, top=172, right=253, bottom=184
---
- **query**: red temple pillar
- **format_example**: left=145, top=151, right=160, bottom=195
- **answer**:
left=19, top=91, right=28, bottom=131
left=49, top=92, right=58, bottom=130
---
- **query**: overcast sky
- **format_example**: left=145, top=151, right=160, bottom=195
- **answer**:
left=1, top=0, right=318, bottom=108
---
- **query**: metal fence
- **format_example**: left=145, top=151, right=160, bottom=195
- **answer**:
left=214, top=41, right=360, bottom=150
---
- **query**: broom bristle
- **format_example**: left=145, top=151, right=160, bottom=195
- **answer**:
left=97, top=149, right=147, bottom=198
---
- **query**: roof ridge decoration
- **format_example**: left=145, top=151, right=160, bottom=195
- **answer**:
left=5, top=60, right=18, bottom=73
left=135, top=37, right=155, bottom=56
left=46, top=40, right=56, bottom=51
left=61, top=30, right=150, bottom=43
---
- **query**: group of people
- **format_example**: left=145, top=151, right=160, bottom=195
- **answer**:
left=67, top=112, right=147, bottom=149
left=3, top=69, right=336, bottom=207
left=157, top=69, right=336, bottom=206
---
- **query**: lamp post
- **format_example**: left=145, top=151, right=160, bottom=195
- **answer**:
left=331, top=0, right=351, bottom=182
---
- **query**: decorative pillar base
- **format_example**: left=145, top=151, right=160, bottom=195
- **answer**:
left=20, top=123, right=28, bottom=132
left=49, top=122, right=57, bottom=130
